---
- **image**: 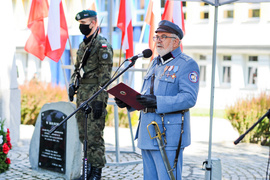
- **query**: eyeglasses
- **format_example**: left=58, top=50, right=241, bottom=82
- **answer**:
left=153, top=35, right=176, bottom=42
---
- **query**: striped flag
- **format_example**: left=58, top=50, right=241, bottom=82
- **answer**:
left=162, top=1, right=185, bottom=50
left=24, top=0, right=49, bottom=60
left=145, top=0, right=161, bottom=59
left=117, top=0, right=134, bottom=58
left=87, top=0, right=97, bottom=11
left=45, top=0, right=69, bottom=62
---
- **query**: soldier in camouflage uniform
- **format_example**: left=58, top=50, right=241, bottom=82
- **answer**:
left=69, top=10, right=113, bottom=180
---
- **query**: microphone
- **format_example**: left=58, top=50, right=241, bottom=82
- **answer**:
left=128, top=49, right=153, bottom=61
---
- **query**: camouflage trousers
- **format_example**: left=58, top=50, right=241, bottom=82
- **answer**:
left=76, top=104, right=107, bottom=168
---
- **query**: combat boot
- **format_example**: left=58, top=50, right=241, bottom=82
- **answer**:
left=88, top=167, right=102, bottom=180
left=73, top=163, right=91, bottom=180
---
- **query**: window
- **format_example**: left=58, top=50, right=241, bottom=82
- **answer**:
left=161, top=0, right=166, bottom=7
left=198, top=55, right=207, bottom=84
left=224, top=10, right=234, bottom=18
left=200, top=55, right=207, bottom=60
left=200, top=12, right=209, bottom=19
left=247, top=3, right=260, bottom=19
left=248, top=67, right=257, bottom=85
left=249, top=56, right=258, bottom=61
left=182, top=2, right=187, bottom=20
left=200, top=65, right=206, bottom=82
left=223, top=56, right=232, bottom=61
left=249, top=9, right=260, bottom=18
left=98, top=0, right=108, bottom=11
left=222, top=66, right=231, bottom=83
left=222, top=56, right=232, bottom=84
left=199, top=2, right=209, bottom=20
left=247, top=56, right=258, bottom=86
left=201, top=2, right=209, bottom=6
left=221, top=4, right=234, bottom=22
left=134, top=0, right=146, bottom=25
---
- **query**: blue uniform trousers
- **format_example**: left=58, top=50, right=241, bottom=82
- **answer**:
left=141, top=148, right=184, bottom=180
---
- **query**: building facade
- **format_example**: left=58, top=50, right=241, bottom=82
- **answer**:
left=13, top=0, right=270, bottom=109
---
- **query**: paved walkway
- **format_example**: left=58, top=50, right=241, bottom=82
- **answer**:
left=0, top=117, right=269, bottom=180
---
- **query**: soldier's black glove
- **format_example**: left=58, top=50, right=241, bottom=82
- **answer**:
left=114, top=98, right=131, bottom=109
left=68, top=83, right=76, bottom=102
left=93, top=101, right=103, bottom=119
left=136, top=94, right=157, bottom=108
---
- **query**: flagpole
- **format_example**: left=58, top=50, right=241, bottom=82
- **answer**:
left=68, top=37, right=75, bottom=65
left=119, top=44, right=122, bottom=67
left=60, top=58, right=69, bottom=94
left=139, top=22, right=146, bottom=44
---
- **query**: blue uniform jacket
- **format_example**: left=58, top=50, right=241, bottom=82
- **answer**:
left=135, top=47, right=200, bottom=150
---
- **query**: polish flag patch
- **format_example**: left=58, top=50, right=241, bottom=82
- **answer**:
left=102, top=44, right=107, bottom=48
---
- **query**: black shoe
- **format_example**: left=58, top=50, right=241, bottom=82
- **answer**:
left=73, top=164, right=91, bottom=180
left=88, top=167, right=102, bottom=180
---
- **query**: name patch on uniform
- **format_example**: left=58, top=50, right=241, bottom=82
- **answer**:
left=102, top=53, right=109, bottom=59
left=188, top=71, right=198, bottom=83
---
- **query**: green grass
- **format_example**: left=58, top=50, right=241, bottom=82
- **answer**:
left=190, top=108, right=226, bottom=119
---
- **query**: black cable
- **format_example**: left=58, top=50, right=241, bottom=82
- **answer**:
left=111, top=59, right=129, bottom=79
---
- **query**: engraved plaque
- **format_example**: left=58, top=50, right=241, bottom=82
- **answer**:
left=38, top=110, right=67, bottom=174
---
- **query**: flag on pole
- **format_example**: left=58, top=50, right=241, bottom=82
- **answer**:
left=145, top=0, right=161, bottom=59
left=117, top=0, right=134, bottom=58
left=24, top=0, right=49, bottom=60
left=45, top=0, right=69, bottom=62
left=162, top=1, right=185, bottom=50
left=87, top=0, right=97, bottom=11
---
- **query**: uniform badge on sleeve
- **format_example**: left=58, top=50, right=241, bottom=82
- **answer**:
left=102, top=53, right=109, bottom=59
left=188, top=71, right=198, bottom=83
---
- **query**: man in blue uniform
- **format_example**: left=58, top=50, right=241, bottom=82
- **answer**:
left=115, top=20, right=199, bottom=179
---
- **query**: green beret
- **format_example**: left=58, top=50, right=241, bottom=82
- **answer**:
left=75, top=10, right=97, bottom=21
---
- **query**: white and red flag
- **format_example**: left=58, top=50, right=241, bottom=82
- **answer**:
left=145, top=0, right=161, bottom=59
left=87, top=0, right=97, bottom=11
left=117, top=0, right=134, bottom=59
left=24, top=0, right=49, bottom=60
left=162, top=1, right=185, bottom=50
left=45, top=0, right=69, bottom=62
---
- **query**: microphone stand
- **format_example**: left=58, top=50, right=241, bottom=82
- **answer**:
left=48, top=58, right=137, bottom=180
left=234, top=109, right=270, bottom=145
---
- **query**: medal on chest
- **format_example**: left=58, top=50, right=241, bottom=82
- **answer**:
left=166, top=66, right=174, bottom=77
left=160, top=66, right=169, bottom=79
left=171, top=66, right=179, bottom=79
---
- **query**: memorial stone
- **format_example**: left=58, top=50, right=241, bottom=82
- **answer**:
left=29, top=101, right=82, bottom=179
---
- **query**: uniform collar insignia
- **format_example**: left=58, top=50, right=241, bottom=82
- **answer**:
left=159, top=52, right=174, bottom=65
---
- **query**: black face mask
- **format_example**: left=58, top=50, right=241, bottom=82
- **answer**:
left=79, top=24, right=92, bottom=36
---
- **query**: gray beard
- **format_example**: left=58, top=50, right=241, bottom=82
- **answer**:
left=156, top=42, right=174, bottom=57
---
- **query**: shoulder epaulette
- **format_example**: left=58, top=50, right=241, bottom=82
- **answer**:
left=180, top=53, right=192, bottom=62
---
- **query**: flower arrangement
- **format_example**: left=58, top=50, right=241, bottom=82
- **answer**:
left=0, top=118, right=12, bottom=173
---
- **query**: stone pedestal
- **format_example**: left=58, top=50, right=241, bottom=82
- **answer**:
left=29, top=101, right=82, bottom=179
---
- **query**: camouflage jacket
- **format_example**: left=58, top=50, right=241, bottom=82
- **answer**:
left=71, top=34, right=113, bottom=103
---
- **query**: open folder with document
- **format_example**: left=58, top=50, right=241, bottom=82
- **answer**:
left=107, top=82, right=145, bottom=110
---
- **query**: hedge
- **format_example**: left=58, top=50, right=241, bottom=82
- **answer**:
left=226, top=92, right=270, bottom=145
